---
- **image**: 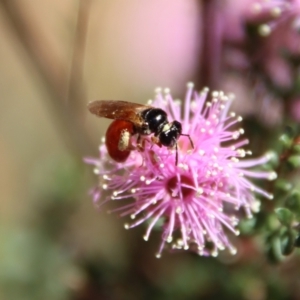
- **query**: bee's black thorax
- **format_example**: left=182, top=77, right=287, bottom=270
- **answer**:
left=140, top=108, right=168, bottom=135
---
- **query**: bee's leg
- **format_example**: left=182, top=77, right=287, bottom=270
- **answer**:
left=151, top=136, right=162, bottom=148
left=181, top=133, right=194, bottom=149
left=136, top=134, right=145, bottom=151
left=175, top=141, right=178, bottom=165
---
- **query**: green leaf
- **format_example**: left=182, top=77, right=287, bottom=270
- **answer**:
left=295, top=235, right=300, bottom=248
left=285, top=191, right=300, bottom=217
left=275, top=208, right=293, bottom=226
left=287, top=155, right=300, bottom=169
left=266, top=234, right=284, bottom=263
left=274, top=179, right=293, bottom=193
left=292, top=144, right=300, bottom=154
left=280, top=229, right=296, bottom=256
left=279, top=126, right=295, bottom=148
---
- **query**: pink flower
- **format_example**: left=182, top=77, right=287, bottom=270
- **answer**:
left=225, top=0, right=300, bottom=88
left=248, top=0, right=300, bottom=87
left=85, top=83, right=276, bottom=258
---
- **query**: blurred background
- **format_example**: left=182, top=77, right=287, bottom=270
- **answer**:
left=0, top=0, right=300, bottom=299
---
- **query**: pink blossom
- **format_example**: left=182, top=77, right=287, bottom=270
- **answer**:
left=85, top=83, right=276, bottom=258
left=290, top=98, right=300, bottom=121
left=225, top=0, right=300, bottom=88
left=249, top=0, right=300, bottom=86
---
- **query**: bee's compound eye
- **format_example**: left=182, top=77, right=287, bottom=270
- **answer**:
left=172, top=121, right=182, bottom=137
left=159, top=130, right=176, bottom=147
left=105, top=120, right=135, bottom=162
left=159, top=121, right=182, bottom=147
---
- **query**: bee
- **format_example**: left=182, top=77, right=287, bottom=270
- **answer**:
left=88, top=100, right=193, bottom=164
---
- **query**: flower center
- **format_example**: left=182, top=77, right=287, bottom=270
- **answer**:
left=166, top=175, right=195, bottom=199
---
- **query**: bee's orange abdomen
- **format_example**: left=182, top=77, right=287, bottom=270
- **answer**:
left=105, top=120, right=135, bottom=162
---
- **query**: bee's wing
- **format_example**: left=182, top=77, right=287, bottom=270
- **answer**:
left=87, top=100, right=151, bottom=126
